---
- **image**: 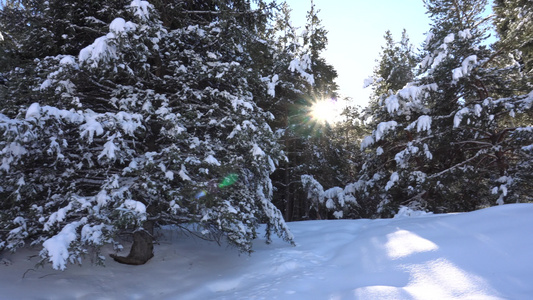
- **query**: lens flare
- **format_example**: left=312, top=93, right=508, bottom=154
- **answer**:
left=218, top=173, right=238, bottom=188
left=194, top=173, right=238, bottom=200
left=194, top=190, right=207, bottom=199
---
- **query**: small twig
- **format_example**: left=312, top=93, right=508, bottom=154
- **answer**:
left=177, top=224, right=222, bottom=246
left=22, top=268, right=36, bottom=279
left=39, top=273, right=59, bottom=279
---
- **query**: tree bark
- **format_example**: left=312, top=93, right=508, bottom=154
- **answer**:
left=284, top=158, right=293, bottom=222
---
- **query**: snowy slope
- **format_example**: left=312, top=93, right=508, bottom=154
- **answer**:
left=1, top=204, right=532, bottom=300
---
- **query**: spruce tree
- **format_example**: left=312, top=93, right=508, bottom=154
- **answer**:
left=0, top=0, right=294, bottom=270
left=261, top=1, right=344, bottom=221
left=259, top=2, right=308, bottom=221
left=493, top=0, right=533, bottom=73
left=352, top=0, right=532, bottom=216
left=349, top=29, right=419, bottom=218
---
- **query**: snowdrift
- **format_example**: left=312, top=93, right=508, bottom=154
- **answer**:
left=1, top=203, right=532, bottom=299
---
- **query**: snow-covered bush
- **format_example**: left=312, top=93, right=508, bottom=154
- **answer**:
left=394, top=206, right=433, bottom=219
left=301, top=175, right=359, bottom=219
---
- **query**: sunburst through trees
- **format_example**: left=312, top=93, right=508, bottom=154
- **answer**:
left=309, top=98, right=344, bottom=125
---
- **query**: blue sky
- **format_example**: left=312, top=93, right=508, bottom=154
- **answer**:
left=284, top=0, right=431, bottom=107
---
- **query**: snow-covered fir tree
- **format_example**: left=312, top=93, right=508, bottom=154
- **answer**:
left=493, top=0, right=533, bottom=73
left=353, top=0, right=533, bottom=216
left=0, top=0, right=294, bottom=270
left=366, top=30, right=419, bottom=106
left=258, top=1, right=351, bottom=221
left=349, top=29, right=421, bottom=218
left=258, top=1, right=313, bottom=221
left=298, top=0, right=532, bottom=219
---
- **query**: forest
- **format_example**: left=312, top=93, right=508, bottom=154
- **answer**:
left=0, top=0, right=531, bottom=270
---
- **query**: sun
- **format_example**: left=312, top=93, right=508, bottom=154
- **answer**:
left=310, top=99, right=343, bottom=125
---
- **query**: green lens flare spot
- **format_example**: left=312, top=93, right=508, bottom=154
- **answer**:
left=218, top=173, right=238, bottom=188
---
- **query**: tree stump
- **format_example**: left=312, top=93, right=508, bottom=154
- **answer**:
left=110, top=222, right=154, bottom=265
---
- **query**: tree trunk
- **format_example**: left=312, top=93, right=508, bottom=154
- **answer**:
left=110, top=221, right=154, bottom=265
left=284, top=159, right=293, bottom=222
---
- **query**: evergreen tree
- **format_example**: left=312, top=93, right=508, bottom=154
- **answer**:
left=348, top=29, right=419, bottom=218
left=300, top=103, right=366, bottom=220
left=493, top=0, right=533, bottom=73
left=369, top=30, right=418, bottom=99
left=256, top=2, right=310, bottom=221
left=0, top=0, right=128, bottom=114
left=350, top=0, right=532, bottom=217
left=0, top=0, right=294, bottom=270
left=490, top=0, right=533, bottom=203
left=302, top=0, right=338, bottom=99
left=260, top=1, right=344, bottom=221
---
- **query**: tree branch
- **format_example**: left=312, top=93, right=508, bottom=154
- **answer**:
left=429, top=149, right=487, bottom=179
left=180, top=9, right=262, bottom=15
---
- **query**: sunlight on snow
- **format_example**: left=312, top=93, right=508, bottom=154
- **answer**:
left=374, top=230, right=500, bottom=299
left=354, top=257, right=500, bottom=299
left=206, top=278, right=242, bottom=292
left=403, top=258, right=501, bottom=299
left=385, top=229, right=438, bottom=259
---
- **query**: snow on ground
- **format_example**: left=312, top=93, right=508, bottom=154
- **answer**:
left=1, top=203, right=532, bottom=299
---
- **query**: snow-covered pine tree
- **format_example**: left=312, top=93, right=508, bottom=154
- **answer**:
left=262, top=1, right=352, bottom=221
left=0, top=0, right=294, bottom=270
left=490, top=0, right=533, bottom=203
left=258, top=2, right=308, bottom=221
left=367, top=30, right=419, bottom=104
left=302, top=0, right=338, bottom=99
left=348, top=30, right=419, bottom=218
left=493, top=0, right=533, bottom=73
left=0, top=0, right=127, bottom=113
left=296, top=2, right=357, bottom=220
left=354, top=0, right=532, bottom=216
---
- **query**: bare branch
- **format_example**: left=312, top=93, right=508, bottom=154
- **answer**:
left=429, top=149, right=487, bottom=179
left=180, top=9, right=262, bottom=15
